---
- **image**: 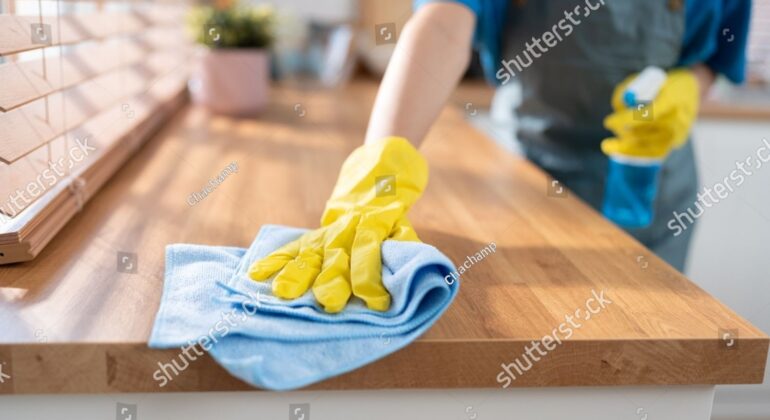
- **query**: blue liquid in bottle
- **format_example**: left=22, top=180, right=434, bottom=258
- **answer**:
left=601, top=156, right=662, bottom=228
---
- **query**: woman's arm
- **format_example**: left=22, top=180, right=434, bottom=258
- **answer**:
left=364, top=3, right=476, bottom=147
left=691, top=63, right=716, bottom=100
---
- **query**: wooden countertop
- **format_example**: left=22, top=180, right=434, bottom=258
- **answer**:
left=0, top=80, right=767, bottom=394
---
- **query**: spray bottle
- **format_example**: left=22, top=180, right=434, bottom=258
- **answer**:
left=601, top=66, right=667, bottom=228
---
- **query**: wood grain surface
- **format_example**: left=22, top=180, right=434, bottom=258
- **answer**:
left=0, top=80, right=766, bottom=394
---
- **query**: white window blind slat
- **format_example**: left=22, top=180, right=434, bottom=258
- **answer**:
left=0, top=26, right=187, bottom=111
left=0, top=0, right=192, bottom=264
left=0, top=5, right=184, bottom=55
left=1, top=49, right=191, bottom=163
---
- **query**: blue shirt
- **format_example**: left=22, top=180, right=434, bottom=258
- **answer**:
left=414, top=0, right=751, bottom=84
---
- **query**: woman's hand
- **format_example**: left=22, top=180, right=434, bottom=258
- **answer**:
left=249, top=137, right=428, bottom=313
left=602, top=68, right=700, bottom=159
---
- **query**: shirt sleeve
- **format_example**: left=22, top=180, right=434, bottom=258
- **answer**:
left=413, top=0, right=508, bottom=85
left=681, top=0, right=752, bottom=83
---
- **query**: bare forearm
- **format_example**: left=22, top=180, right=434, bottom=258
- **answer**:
left=364, top=3, right=475, bottom=147
left=691, top=63, right=716, bottom=101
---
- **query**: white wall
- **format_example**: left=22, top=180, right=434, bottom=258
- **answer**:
left=689, top=118, right=770, bottom=420
left=249, top=0, right=357, bottom=23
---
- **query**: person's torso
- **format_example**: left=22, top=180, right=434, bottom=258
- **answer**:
left=500, top=0, right=685, bottom=151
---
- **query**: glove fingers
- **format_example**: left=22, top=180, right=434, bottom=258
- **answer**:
left=248, top=239, right=300, bottom=281
left=605, top=122, right=672, bottom=147
left=601, top=136, right=670, bottom=159
left=349, top=207, right=401, bottom=311
left=604, top=109, right=659, bottom=135
left=600, top=137, right=622, bottom=156
left=310, top=213, right=358, bottom=312
left=323, top=212, right=360, bottom=248
left=603, top=110, right=685, bottom=158
left=350, top=228, right=390, bottom=311
left=272, top=250, right=323, bottom=299
left=312, top=248, right=352, bottom=313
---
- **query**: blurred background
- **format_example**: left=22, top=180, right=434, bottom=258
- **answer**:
left=1, top=0, right=769, bottom=417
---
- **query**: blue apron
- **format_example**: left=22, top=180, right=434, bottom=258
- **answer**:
left=501, top=0, right=698, bottom=271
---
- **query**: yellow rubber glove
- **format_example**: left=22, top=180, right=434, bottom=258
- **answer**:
left=248, top=137, right=428, bottom=313
left=602, top=69, right=699, bottom=159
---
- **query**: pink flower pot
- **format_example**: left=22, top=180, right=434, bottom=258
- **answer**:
left=190, top=49, right=270, bottom=116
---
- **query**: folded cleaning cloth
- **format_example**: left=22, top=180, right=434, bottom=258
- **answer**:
left=149, top=224, right=458, bottom=391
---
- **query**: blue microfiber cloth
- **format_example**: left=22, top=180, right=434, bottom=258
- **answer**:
left=149, top=224, right=458, bottom=390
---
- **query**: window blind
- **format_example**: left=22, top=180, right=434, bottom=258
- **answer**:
left=0, top=0, right=192, bottom=264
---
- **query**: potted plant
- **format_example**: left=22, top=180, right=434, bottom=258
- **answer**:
left=187, top=1, right=275, bottom=116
